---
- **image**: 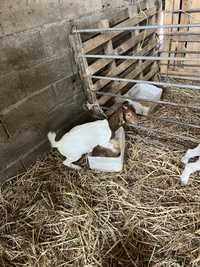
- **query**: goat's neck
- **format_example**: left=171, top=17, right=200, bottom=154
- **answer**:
left=107, top=120, right=119, bottom=139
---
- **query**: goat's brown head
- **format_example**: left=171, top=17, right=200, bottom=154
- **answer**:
left=108, top=102, right=138, bottom=134
left=121, top=102, right=138, bottom=125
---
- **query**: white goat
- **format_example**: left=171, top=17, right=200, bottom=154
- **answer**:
left=180, top=144, right=200, bottom=185
left=47, top=119, right=117, bottom=170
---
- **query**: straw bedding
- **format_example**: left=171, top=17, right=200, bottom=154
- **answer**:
left=0, top=87, right=200, bottom=267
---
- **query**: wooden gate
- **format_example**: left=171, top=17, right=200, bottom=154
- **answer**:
left=161, top=0, right=200, bottom=80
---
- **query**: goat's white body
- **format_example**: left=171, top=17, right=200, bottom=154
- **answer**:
left=181, top=144, right=200, bottom=164
left=180, top=159, right=200, bottom=186
left=180, top=144, right=200, bottom=185
left=48, top=119, right=115, bottom=169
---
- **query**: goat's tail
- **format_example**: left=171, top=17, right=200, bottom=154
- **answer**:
left=47, top=132, right=57, bottom=148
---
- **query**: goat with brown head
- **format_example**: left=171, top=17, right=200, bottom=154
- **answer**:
left=108, top=102, right=138, bottom=136
left=91, top=103, right=138, bottom=158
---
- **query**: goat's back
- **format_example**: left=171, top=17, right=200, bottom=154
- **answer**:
left=57, top=119, right=112, bottom=156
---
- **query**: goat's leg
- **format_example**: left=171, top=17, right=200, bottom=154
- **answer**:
left=180, top=158, right=200, bottom=185
left=181, top=144, right=200, bottom=164
left=63, top=159, right=82, bottom=170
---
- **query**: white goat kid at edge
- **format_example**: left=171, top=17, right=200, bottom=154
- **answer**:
left=180, top=144, right=200, bottom=185
left=47, top=120, right=116, bottom=170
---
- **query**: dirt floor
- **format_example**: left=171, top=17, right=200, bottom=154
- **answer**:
left=0, top=86, right=200, bottom=267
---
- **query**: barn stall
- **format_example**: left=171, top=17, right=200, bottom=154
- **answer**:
left=0, top=0, right=200, bottom=266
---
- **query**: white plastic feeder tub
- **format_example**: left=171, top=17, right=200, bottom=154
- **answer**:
left=87, top=127, right=125, bottom=172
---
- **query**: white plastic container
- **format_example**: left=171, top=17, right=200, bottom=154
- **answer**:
left=124, top=83, right=163, bottom=116
left=87, top=127, right=125, bottom=172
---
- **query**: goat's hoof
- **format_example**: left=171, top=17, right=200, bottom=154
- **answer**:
left=74, top=166, right=82, bottom=170
left=181, top=156, right=188, bottom=164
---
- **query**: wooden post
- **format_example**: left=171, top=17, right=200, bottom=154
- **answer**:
left=160, top=0, right=175, bottom=74
left=69, top=30, right=105, bottom=117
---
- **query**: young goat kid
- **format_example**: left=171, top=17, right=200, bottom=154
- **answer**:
left=48, top=103, right=138, bottom=169
left=92, top=103, right=138, bottom=157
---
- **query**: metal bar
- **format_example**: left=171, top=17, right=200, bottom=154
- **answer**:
left=159, top=32, right=200, bottom=36
left=96, top=91, right=200, bottom=111
left=103, top=104, right=200, bottom=129
left=161, top=74, right=200, bottom=82
left=153, top=117, right=200, bottom=129
left=92, top=75, right=200, bottom=91
left=161, top=63, right=200, bottom=68
left=159, top=50, right=200, bottom=54
left=127, top=124, right=199, bottom=144
left=166, top=9, right=200, bottom=14
left=72, top=23, right=200, bottom=33
left=81, top=54, right=199, bottom=62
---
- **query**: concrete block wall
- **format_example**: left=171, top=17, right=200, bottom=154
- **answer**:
left=0, top=0, right=129, bottom=180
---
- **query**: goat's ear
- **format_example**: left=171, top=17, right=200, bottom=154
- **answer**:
left=131, top=106, right=136, bottom=113
left=122, top=105, right=128, bottom=110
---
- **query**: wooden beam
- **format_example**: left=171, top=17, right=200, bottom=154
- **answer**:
left=94, top=39, right=157, bottom=91
left=87, top=29, right=154, bottom=75
left=98, top=60, right=154, bottom=105
left=83, top=7, right=157, bottom=53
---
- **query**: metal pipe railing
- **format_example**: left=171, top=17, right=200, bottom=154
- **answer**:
left=92, top=75, right=200, bottom=91
left=96, top=91, right=200, bottom=111
left=102, top=106, right=200, bottom=129
left=128, top=124, right=199, bottom=144
left=73, top=23, right=200, bottom=33
left=81, top=54, right=200, bottom=62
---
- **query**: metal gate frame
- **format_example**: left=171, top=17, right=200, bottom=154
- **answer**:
left=70, top=0, right=200, bottom=145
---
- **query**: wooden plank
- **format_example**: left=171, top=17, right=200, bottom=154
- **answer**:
left=163, top=69, right=200, bottom=77
left=98, top=59, right=154, bottom=105
left=185, top=0, right=200, bottom=66
left=100, top=19, right=117, bottom=77
left=83, top=7, right=157, bottom=53
left=177, top=0, right=190, bottom=54
left=160, top=0, right=173, bottom=74
left=144, top=64, right=159, bottom=81
left=87, top=29, right=154, bottom=75
left=169, top=0, right=180, bottom=72
left=69, top=33, right=104, bottom=116
left=76, top=7, right=129, bottom=42
left=171, top=35, right=200, bottom=42
left=94, top=39, right=157, bottom=91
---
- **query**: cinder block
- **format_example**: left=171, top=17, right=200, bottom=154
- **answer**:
left=0, top=126, right=44, bottom=170
left=21, top=140, right=50, bottom=171
left=2, top=84, right=56, bottom=136
left=20, top=53, right=75, bottom=94
left=0, top=124, right=8, bottom=143
left=46, top=94, right=85, bottom=131
left=40, top=20, right=71, bottom=58
left=2, top=80, right=85, bottom=135
left=0, top=29, right=45, bottom=75
left=0, top=159, right=24, bottom=182
left=59, top=0, right=103, bottom=20
left=52, top=75, right=83, bottom=103
left=0, top=71, right=25, bottom=111
left=0, top=0, right=61, bottom=37
left=0, top=140, right=49, bottom=182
